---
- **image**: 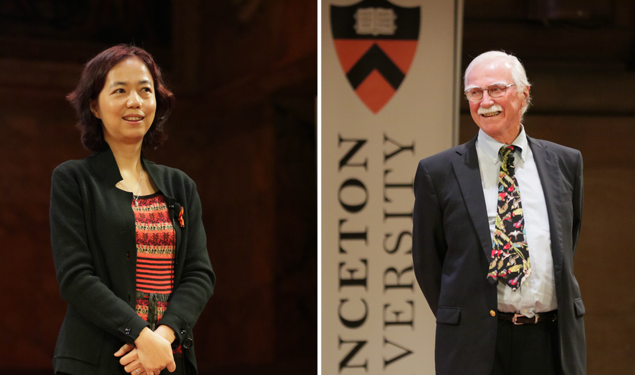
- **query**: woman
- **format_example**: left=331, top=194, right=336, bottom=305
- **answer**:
left=50, top=45, right=215, bottom=375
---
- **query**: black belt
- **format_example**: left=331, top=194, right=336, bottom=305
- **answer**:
left=498, top=310, right=558, bottom=325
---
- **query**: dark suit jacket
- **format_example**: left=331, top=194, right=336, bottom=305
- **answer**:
left=412, top=136, right=586, bottom=375
left=50, top=145, right=215, bottom=375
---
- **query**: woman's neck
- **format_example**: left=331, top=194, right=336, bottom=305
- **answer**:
left=107, top=140, right=158, bottom=196
left=107, top=140, right=143, bottom=176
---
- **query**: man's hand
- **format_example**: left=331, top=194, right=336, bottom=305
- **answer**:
left=133, top=327, right=176, bottom=374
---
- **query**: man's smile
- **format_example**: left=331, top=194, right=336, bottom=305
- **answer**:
left=478, top=104, right=503, bottom=118
left=481, top=111, right=501, bottom=117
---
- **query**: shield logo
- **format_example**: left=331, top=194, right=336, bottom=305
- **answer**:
left=331, top=0, right=420, bottom=114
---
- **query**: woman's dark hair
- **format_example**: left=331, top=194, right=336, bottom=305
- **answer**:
left=67, top=44, right=175, bottom=152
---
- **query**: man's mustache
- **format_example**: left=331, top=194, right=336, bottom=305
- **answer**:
left=477, top=104, right=503, bottom=115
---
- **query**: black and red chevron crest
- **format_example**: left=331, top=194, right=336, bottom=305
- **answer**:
left=331, top=0, right=420, bottom=114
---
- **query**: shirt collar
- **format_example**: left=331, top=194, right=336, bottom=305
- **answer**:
left=477, top=125, right=528, bottom=164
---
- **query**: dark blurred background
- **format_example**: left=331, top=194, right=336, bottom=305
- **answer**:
left=459, top=1, right=635, bottom=373
left=0, top=1, right=316, bottom=374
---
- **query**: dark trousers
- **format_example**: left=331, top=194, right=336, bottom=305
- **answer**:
left=492, top=318, right=562, bottom=375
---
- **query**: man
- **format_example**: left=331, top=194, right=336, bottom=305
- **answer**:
left=412, top=51, right=586, bottom=375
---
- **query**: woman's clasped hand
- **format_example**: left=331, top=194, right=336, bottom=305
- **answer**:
left=115, top=326, right=177, bottom=374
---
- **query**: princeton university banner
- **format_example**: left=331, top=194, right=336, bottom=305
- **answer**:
left=321, top=0, right=463, bottom=373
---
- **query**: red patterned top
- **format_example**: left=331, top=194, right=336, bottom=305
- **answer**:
left=133, top=193, right=175, bottom=294
left=132, top=192, right=181, bottom=354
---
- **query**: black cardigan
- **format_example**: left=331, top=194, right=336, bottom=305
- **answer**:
left=50, top=145, right=215, bottom=375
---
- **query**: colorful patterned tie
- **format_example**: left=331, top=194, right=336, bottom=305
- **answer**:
left=487, top=145, right=531, bottom=291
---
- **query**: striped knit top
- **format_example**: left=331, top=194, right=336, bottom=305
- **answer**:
left=133, top=192, right=175, bottom=295
left=132, top=192, right=182, bottom=355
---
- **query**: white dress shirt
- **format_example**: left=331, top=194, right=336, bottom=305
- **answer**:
left=475, top=127, right=557, bottom=317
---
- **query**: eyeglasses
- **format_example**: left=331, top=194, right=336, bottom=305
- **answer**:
left=464, top=84, right=516, bottom=102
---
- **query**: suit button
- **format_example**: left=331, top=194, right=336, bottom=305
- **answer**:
left=490, top=310, right=496, bottom=317
left=125, top=327, right=131, bottom=335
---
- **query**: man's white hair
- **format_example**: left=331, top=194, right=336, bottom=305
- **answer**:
left=464, top=51, right=532, bottom=115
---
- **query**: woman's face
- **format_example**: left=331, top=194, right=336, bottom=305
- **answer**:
left=90, top=57, right=157, bottom=147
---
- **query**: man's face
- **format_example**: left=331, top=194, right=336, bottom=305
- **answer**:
left=465, top=58, right=528, bottom=144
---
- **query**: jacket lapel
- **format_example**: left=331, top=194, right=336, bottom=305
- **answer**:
left=451, top=137, right=493, bottom=262
left=528, top=137, right=564, bottom=280
left=88, top=145, right=136, bottom=236
left=88, top=144, right=125, bottom=185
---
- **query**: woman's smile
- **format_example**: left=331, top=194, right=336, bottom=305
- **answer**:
left=122, top=113, right=146, bottom=124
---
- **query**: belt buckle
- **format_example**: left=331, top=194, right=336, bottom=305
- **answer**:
left=512, top=313, right=538, bottom=325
